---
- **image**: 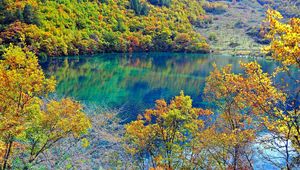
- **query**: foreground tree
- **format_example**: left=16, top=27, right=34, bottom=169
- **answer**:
left=204, top=61, right=286, bottom=169
left=125, top=91, right=212, bottom=169
left=0, top=45, right=91, bottom=169
left=263, top=9, right=300, bottom=67
left=260, top=9, right=300, bottom=169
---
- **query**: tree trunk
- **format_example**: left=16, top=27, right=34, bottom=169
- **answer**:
left=233, top=145, right=239, bottom=170
left=2, top=140, right=13, bottom=170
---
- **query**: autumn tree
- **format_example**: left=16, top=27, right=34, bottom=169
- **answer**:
left=125, top=91, right=212, bottom=169
left=203, top=9, right=299, bottom=169
left=259, top=9, right=300, bottom=169
left=204, top=61, right=285, bottom=169
left=0, top=45, right=91, bottom=169
left=263, top=9, right=300, bottom=67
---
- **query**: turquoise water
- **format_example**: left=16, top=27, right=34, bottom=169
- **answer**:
left=41, top=53, right=280, bottom=121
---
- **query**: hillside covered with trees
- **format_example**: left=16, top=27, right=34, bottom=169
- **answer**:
left=0, top=0, right=210, bottom=56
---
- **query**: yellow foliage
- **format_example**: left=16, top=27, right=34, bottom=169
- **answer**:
left=0, top=46, right=91, bottom=168
left=0, top=45, right=55, bottom=139
left=125, top=91, right=212, bottom=168
left=263, top=9, right=300, bottom=67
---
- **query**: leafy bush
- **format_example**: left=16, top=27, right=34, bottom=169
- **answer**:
left=208, top=32, right=217, bottom=42
left=190, top=15, right=213, bottom=28
left=203, top=2, right=228, bottom=15
left=246, top=27, right=270, bottom=44
left=23, top=4, right=40, bottom=25
left=234, top=20, right=247, bottom=29
left=228, top=42, right=240, bottom=48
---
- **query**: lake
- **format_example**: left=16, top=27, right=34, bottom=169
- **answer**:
left=41, top=53, right=281, bottom=121
left=40, top=52, right=300, bottom=169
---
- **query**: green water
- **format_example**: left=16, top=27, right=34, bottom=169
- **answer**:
left=41, top=53, right=278, bottom=120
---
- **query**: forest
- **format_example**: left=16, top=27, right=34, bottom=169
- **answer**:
left=0, top=0, right=210, bottom=56
left=0, top=0, right=299, bottom=169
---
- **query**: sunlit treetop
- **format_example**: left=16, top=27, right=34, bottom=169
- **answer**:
left=0, top=45, right=56, bottom=137
left=205, top=61, right=286, bottom=116
left=125, top=91, right=212, bottom=168
left=263, top=9, right=300, bottom=67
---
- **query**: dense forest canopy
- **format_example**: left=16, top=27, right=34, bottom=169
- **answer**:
left=0, top=0, right=210, bottom=56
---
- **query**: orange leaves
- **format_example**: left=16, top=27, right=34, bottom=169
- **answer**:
left=201, top=11, right=299, bottom=169
left=240, top=61, right=286, bottom=114
left=0, top=45, right=57, bottom=167
left=125, top=35, right=140, bottom=52
left=203, top=60, right=289, bottom=168
left=196, top=108, right=213, bottom=116
left=206, top=61, right=285, bottom=116
left=124, top=119, right=154, bottom=155
left=205, top=63, right=241, bottom=100
left=7, top=0, right=39, bottom=10
left=143, top=99, right=168, bottom=122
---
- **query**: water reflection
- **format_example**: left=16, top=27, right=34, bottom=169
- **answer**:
left=41, top=53, right=279, bottom=121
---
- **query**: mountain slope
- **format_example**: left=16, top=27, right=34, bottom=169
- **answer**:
left=197, top=0, right=299, bottom=55
left=0, top=0, right=210, bottom=56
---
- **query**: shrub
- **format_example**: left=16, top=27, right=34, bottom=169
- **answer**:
left=23, top=4, right=40, bottom=25
left=203, top=2, right=228, bottom=15
left=208, top=32, right=217, bottom=42
left=190, top=15, right=213, bottom=28
left=234, top=20, right=247, bottom=29
left=228, top=42, right=240, bottom=48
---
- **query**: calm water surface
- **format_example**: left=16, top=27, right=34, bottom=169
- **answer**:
left=41, top=53, right=280, bottom=121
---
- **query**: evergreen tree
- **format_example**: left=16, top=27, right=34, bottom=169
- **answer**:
left=0, top=0, right=16, bottom=26
left=23, top=4, right=39, bottom=25
left=130, top=0, right=149, bottom=16
left=148, top=0, right=171, bottom=7
left=16, top=8, right=24, bottom=22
